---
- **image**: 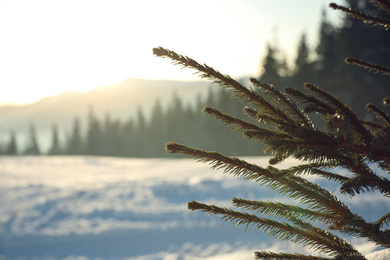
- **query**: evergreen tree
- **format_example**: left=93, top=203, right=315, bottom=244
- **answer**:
left=122, top=118, right=136, bottom=157
left=149, top=99, right=167, bottom=157
left=102, top=113, right=124, bottom=156
left=65, top=117, right=84, bottom=155
left=153, top=1, right=390, bottom=258
left=6, top=130, right=18, bottom=155
left=0, top=142, right=4, bottom=155
left=315, top=9, right=339, bottom=76
left=192, top=87, right=221, bottom=151
left=134, top=107, right=149, bottom=157
left=166, top=93, right=189, bottom=144
left=293, top=32, right=314, bottom=84
left=259, top=43, right=284, bottom=87
left=86, top=106, right=103, bottom=155
left=24, top=124, right=41, bottom=155
left=48, top=124, right=62, bottom=155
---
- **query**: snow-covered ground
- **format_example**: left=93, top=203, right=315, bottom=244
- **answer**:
left=0, top=156, right=388, bottom=259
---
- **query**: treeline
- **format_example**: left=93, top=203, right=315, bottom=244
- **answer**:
left=0, top=88, right=266, bottom=157
left=1, top=1, right=389, bottom=157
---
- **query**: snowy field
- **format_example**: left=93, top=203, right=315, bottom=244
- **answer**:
left=0, top=156, right=388, bottom=259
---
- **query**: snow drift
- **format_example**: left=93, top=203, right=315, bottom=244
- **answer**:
left=0, top=156, right=387, bottom=259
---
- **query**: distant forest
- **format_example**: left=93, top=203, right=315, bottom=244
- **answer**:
left=1, top=87, right=262, bottom=157
left=1, top=1, right=389, bottom=157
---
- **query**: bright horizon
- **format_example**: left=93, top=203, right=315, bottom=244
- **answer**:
left=0, top=0, right=343, bottom=105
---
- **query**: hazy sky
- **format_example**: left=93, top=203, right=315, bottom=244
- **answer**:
left=0, top=0, right=344, bottom=105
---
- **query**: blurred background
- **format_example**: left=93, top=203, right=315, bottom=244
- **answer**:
left=0, top=0, right=389, bottom=259
left=4, top=0, right=390, bottom=157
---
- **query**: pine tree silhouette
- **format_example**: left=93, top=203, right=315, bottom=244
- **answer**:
left=154, top=1, right=390, bottom=259
left=48, top=124, right=62, bottom=155
left=6, top=130, right=18, bottom=155
left=294, top=33, right=312, bottom=82
left=24, top=124, right=41, bottom=155
left=86, top=106, right=103, bottom=156
left=260, top=43, right=284, bottom=87
left=316, top=9, right=338, bottom=76
left=65, top=117, right=84, bottom=155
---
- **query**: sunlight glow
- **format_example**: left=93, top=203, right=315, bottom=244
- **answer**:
left=0, top=0, right=341, bottom=105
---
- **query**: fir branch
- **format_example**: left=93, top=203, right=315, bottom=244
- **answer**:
left=337, top=156, right=390, bottom=195
left=298, top=146, right=371, bottom=169
left=245, top=129, right=362, bottom=166
left=187, top=201, right=357, bottom=256
left=245, top=127, right=336, bottom=147
left=153, top=47, right=248, bottom=95
left=254, top=251, right=331, bottom=260
left=232, top=198, right=337, bottom=224
left=289, top=218, right=367, bottom=259
left=257, top=114, right=298, bottom=129
left=279, top=174, right=350, bottom=216
left=165, top=143, right=350, bottom=215
left=340, top=218, right=390, bottom=248
left=250, top=78, right=312, bottom=128
left=330, top=214, right=369, bottom=235
left=244, top=106, right=259, bottom=119
left=243, top=129, right=294, bottom=143
left=202, top=105, right=263, bottom=132
left=360, top=119, right=386, bottom=130
left=262, top=140, right=319, bottom=165
left=293, top=151, right=341, bottom=165
left=243, top=130, right=307, bottom=163
left=282, top=164, right=349, bottom=184
left=379, top=161, right=390, bottom=172
left=243, top=106, right=300, bottom=132
left=284, top=87, right=336, bottom=116
left=304, top=82, right=372, bottom=148
left=153, top=47, right=296, bottom=124
left=376, top=211, right=390, bottom=228
left=346, top=57, right=390, bottom=75
left=165, top=142, right=282, bottom=180
left=340, top=174, right=390, bottom=196
left=329, top=3, right=390, bottom=29
left=366, top=103, right=390, bottom=126
left=187, top=201, right=258, bottom=226
left=370, top=0, right=390, bottom=11
left=303, top=153, right=387, bottom=197
left=247, top=78, right=292, bottom=124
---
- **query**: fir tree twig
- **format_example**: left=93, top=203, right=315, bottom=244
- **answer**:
left=254, top=251, right=331, bottom=260
left=284, top=87, right=336, bottom=116
left=166, top=142, right=352, bottom=216
left=232, top=198, right=338, bottom=224
left=375, top=211, right=390, bottom=228
left=329, top=2, right=390, bottom=29
left=250, top=78, right=312, bottom=128
left=188, top=201, right=363, bottom=257
left=244, top=106, right=259, bottom=119
left=280, top=163, right=349, bottom=184
left=304, top=82, right=373, bottom=148
left=202, top=105, right=264, bottom=132
left=366, top=103, right=390, bottom=126
left=153, top=47, right=294, bottom=123
left=370, top=0, right=390, bottom=10
left=346, top=57, right=390, bottom=76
